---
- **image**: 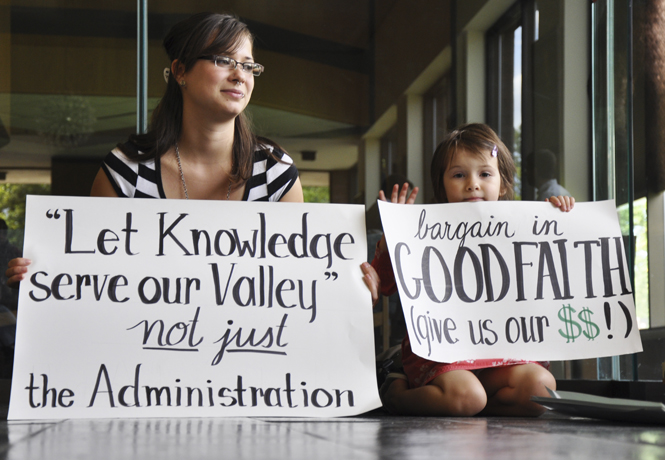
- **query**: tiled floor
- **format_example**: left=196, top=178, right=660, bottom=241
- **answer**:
left=1, top=409, right=665, bottom=459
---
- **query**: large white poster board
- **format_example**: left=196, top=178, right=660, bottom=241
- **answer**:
left=9, top=196, right=381, bottom=420
left=378, top=199, right=642, bottom=362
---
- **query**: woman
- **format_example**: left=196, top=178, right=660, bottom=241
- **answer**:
left=7, top=12, right=304, bottom=287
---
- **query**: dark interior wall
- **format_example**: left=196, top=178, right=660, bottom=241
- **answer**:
left=373, top=0, right=451, bottom=117
left=330, top=167, right=358, bottom=204
left=532, top=1, right=563, bottom=167
left=9, top=5, right=370, bottom=127
left=251, top=51, right=370, bottom=126
left=637, top=327, right=665, bottom=380
left=644, top=0, right=665, bottom=194
left=50, top=157, right=102, bottom=197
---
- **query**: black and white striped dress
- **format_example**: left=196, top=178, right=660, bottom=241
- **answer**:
left=101, top=141, right=299, bottom=201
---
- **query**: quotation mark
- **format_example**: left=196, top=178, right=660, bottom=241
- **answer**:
left=46, top=209, right=61, bottom=219
left=324, top=272, right=338, bottom=280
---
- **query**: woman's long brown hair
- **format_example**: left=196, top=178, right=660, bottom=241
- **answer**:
left=120, top=12, right=278, bottom=187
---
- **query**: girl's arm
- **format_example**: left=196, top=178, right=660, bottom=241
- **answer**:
left=546, top=195, right=575, bottom=212
left=376, top=183, right=420, bottom=252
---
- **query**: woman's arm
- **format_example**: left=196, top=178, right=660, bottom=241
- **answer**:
left=7, top=168, right=118, bottom=288
left=90, top=169, right=120, bottom=198
left=278, top=177, right=304, bottom=203
left=6, top=258, right=30, bottom=289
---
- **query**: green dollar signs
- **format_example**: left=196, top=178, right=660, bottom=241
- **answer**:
left=558, top=305, right=601, bottom=343
left=558, top=305, right=581, bottom=343
left=578, top=307, right=600, bottom=340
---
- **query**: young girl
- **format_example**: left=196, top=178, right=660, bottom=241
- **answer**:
left=361, top=123, right=574, bottom=417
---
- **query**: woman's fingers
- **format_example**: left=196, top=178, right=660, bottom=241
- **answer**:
left=6, top=258, right=31, bottom=289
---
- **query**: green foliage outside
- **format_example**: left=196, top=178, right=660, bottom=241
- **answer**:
left=0, top=184, right=51, bottom=249
left=617, top=198, right=649, bottom=329
left=303, top=186, right=330, bottom=203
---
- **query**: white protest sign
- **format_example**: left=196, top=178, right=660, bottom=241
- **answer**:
left=378, top=199, right=642, bottom=362
left=9, top=196, right=381, bottom=419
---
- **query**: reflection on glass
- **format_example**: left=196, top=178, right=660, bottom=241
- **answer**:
left=5, top=418, right=382, bottom=459
left=618, top=198, right=649, bottom=329
left=35, top=96, right=97, bottom=148
left=513, top=26, right=523, bottom=199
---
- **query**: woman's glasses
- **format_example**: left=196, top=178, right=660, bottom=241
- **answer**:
left=199, top=55, right=264, bottom=76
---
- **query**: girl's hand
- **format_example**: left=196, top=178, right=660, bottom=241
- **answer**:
left=6, top=257, right=31, bottom=289
left=379, top=183, right=419, bottom=205
left=546, top=195, right=575, bottom=212
left=376, top=183, right=420, bottom=254
left=361, top=262, right=381, bottom=307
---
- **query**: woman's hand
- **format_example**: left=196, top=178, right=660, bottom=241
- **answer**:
left=361, top=262, right=381, bottom=307
left=6, top=257, right=31, bottom=289
left=546, top=195, right=575, bottom=212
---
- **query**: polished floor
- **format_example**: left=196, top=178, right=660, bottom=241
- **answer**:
left=1, top=408, right=665, bottom=460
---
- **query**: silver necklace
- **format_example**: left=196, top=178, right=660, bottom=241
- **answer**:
left=174, top=143, right=231, bottom=200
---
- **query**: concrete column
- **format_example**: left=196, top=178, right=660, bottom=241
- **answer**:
left=457, top=30, right=485, bottom=124
left=561, top=0, right=590, bottom=201
left=398, top=95, right=424, bottom=202
left=363, top=138, right=381, bottom=208
left=648, top=192, right=665, bottom=327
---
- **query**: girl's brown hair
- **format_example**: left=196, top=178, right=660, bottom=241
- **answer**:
left=120, top=12, right=274, bottom=186
left=430, top=123, right=516, bottom=203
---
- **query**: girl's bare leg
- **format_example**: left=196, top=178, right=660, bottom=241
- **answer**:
left=477, top=363, right=555, bottom=416
left=382, top=370, right=488, bottom=416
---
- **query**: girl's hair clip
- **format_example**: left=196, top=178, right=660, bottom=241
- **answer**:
left=491, top=145, right=498, bottom=157
left=163, top=68, right=170, bottom=83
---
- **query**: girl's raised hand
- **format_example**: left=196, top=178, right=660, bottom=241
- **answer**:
left=546, top=195, right=575, bottom=212
left=362, top=182, right=419, bottom=304
left=379, top=182, right=419, bottom=205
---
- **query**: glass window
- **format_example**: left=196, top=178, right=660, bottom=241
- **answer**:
left=423, top=76, right=452, bottom=203
left=486, top=4, right=523, bottom=199
left=487, top=1, right=569, bottom=204
left=301, top=171, right=331, bottom=203
left=487, top=1, right=645, bottom=380
left=591, top=0, right=665, bottom=381
left=1, top=3, right=138, bottom=238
